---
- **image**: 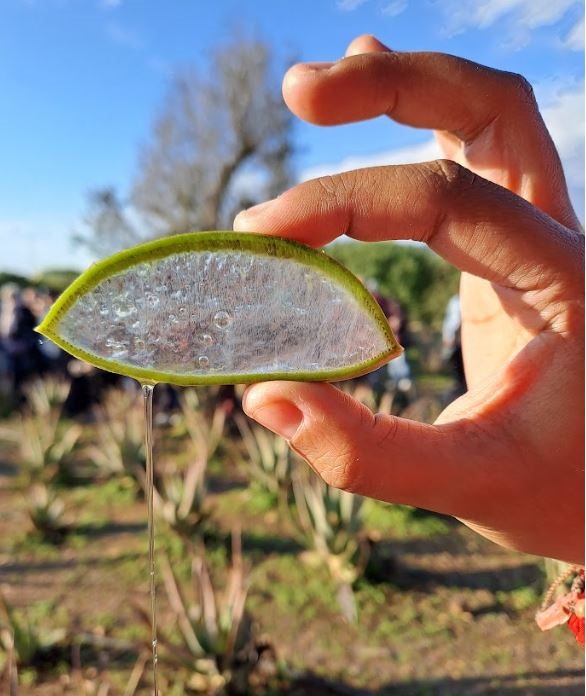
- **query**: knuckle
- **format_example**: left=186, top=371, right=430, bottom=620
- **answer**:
left=372, top=413, right=399, bottom=448
left=307, top=411, right=398, bottom=494
left=430, top=158, right=461, bottom=187
left=503, top=71, right=538, bottom=109
left=426, top=160, right=479, bottom=207
left=420, top=159, right=477, bottom=244
left=312, top=443, right=363, bottom=492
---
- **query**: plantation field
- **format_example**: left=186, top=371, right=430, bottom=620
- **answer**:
left=0, top=378, right=583, bottom=695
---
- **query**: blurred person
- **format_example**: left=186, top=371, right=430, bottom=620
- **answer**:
left=33, top=289, right=70, bottom=375
left=234, top=35, right=584, bottom=576
left=362, top=285, right=412, bottom=403
left=362, top=282, right=392, bottom=397
left=385, top=299, right=412, bottom=397
left=0, top=285, right=15, bottom=398
left=441, top=294, right=466, bottom=401
left=0, top=284, right=46, bottom=403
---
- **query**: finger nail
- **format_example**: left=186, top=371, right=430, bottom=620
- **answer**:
left=367, top=35, right=392, bottom=51
left=346, top=34, right=392, bottom=57
left=243, top=399, right=304, bottom=441
left=234, top=199, right=275, bottom=231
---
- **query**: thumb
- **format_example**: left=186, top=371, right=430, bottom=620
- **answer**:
left=242, top=381, right=496, bottom=518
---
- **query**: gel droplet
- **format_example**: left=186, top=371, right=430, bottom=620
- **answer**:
left=113, top=302, right=135, bottom=318
left=146, top=294, right=160, bottom=309
left=213, top=310, right=232, bottom=329
left=199, top=334, right=213, bottom=347
left=178, top=307, right=187, bottom=317
left=99, top=304, right=109, bottom=316
left=198, top=355, right=210, bottom=368
left=134, top=338, right=146, bottom=350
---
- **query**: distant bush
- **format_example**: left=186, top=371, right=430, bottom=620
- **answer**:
left=0, top=272, right=30, bottom=289
left=32, top=269, right=80, bottom=293
left=0, top=269, right=80, bottom=294
left=328, top=240, right=459, bottom=328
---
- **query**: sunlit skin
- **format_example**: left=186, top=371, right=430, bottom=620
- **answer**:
left=234, top=35, right=584, bottom=565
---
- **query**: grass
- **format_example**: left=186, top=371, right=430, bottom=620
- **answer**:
left=249, top=554, right=340, bottom=617
left=0, top=381, right=583, bottom=695
left=362, top=500, right=450, bottom=539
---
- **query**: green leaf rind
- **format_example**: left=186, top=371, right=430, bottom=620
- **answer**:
left=36, top=231, right=402, bottom=386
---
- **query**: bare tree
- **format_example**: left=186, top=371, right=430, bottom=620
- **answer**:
left=75, top=33, right=294, bottom=257
left=72, top=187, right=140, bottom=258
left=132, top=34, right=294, bottom=234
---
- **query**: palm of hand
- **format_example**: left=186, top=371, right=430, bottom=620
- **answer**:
left=436, top=127, right=556, bottom=389
left=434, top=128, right=583, bottom=558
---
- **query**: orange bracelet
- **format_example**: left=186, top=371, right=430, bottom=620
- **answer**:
left=535, top=566, right=585, bottom=648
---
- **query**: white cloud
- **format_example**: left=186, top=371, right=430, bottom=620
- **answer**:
left=299, top=138, right=441, bottom=182
left=381, top=0, right=408, bottom=17
left=439, top=0, right=582, bottom=41
left=538, top=80, right=585, bottom=218
left=563, top=15, right=585, bottom=50
left=337, top=0, right=369, bottom=10
left=337, top=0, right=408, bottom=15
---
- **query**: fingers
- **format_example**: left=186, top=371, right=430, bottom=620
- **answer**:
left=242, top=381, right=500, bottom=517
left=283, top=46, right=533, bottom=137
left=282, top=37, right=578, bottom=229
left=234, top=160, right=582, bottom=302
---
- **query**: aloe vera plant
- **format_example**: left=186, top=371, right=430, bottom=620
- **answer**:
left=179, top=388, right=226, bottom=463
left=338, top=380, right=394, bottom=417
left=0, top=590, right=67, bottom=677
left=233, top=411, right=295, bottom=506
left=137, top=387, right=227, bottom=540
left=137, top=534, right=264, bottom=694
left=152, top=458, right=209, bottom=540
left=0, top=378, right=81, bottom=484
left=25, top=482, right=70, bottom=543
left=85, top=386, right=146, bottom=481
left=292, top=471, right=370, bottom=622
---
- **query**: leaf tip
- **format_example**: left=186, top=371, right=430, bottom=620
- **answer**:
left=34, top=321, right=50, bottom=338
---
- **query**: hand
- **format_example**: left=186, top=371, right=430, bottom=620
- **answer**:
left=233, top=35, right=584, bottom=564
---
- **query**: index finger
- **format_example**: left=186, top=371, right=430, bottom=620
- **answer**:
left=233, top=161, right=583, bottom=318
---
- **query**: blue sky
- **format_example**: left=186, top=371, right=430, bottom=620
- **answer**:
left=1, top=0, right=583, bottom=274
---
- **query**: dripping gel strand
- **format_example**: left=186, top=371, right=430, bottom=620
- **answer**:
left=142, top=383, right=160, bottom=695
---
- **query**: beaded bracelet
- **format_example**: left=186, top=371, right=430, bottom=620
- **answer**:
left=535, top=565, right=585, bottom=647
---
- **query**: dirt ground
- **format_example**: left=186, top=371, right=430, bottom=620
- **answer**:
left=0, top=447, right=584, bottom=696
